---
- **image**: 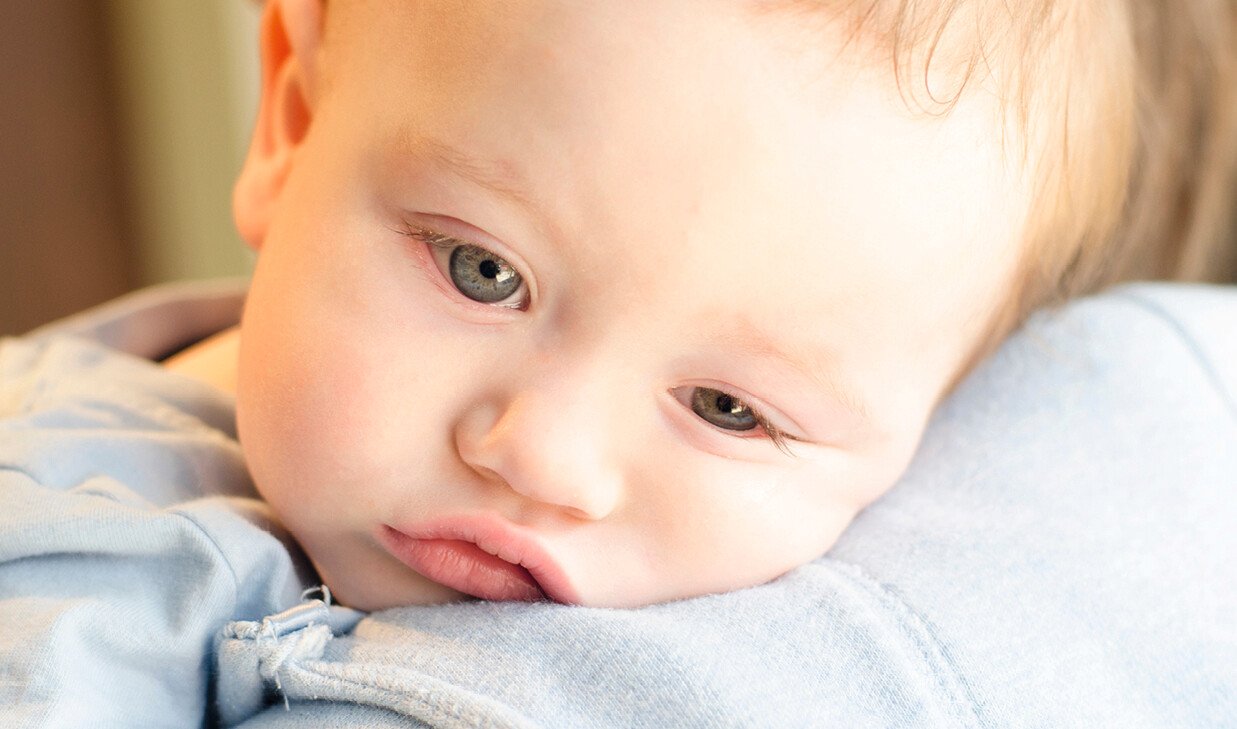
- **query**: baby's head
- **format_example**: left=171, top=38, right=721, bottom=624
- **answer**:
left=230, top=0, right=1234, bottom=609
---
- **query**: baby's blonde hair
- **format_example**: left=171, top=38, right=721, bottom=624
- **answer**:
left=772, top=0, right=1236, bottom=366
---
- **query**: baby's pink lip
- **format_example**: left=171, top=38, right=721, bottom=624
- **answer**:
left=378, top=517, right=580, bottom=605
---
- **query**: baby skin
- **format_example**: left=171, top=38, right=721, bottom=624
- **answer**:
left=168, top=0, right=1030, bottom=610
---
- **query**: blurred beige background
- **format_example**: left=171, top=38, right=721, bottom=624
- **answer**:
left=0, top=1, right=260, bottom=335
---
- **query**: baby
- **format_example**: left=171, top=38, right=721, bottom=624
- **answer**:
left=162, top=0, right=1233, bottom=611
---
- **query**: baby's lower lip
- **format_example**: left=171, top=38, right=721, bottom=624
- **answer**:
left=381, top=530, right=546, bottom=602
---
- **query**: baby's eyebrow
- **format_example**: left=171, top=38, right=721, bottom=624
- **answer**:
left=710, top=315, right=871, bottom=427
left=397, top=133, right=546, bottom=223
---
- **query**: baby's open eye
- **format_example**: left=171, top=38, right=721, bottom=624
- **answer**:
left=401, top=223, right=529, bottom=309
left=690, top=387, right=759, bottom=431
left=674, top=386, right=795, bottom=454
left=446, top=244, right=523, bottom=304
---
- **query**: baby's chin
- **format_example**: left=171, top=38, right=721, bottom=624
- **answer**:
left=309, top=553, right=468, bottom=612
left=335, top=586, right=460, bottom=613
left=326, top=558, right=823, bottom=612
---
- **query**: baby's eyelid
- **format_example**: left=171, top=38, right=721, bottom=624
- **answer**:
left=398, top=221, right=532, bottom=310
left=671, top=385, right=801, bottom=456
left=400, top=217, right=530, bottom=268
left=744, top=405, right=799, bottom=455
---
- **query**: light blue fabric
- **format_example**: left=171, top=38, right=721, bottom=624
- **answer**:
left=0, top=333, right=312, bottom=728
left=1, top=282, right=1234, bottom=728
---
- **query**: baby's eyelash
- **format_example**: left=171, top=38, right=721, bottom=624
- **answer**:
left=751, top=410, right=797, bottom=457
left=396, top=220, right=460, bottom=249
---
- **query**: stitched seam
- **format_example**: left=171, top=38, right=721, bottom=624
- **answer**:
left=0, top=468, right=241, bottom=726
left=0, top=467, right=243, bottom=610
left=170, top=511, right=242, bottom=603
left=275, top=659, right=540, bottom=729
left=827, top=559, right=987, bottom=729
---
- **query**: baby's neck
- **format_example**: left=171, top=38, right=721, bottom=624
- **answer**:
left=163, top=325, right=241, bottom=395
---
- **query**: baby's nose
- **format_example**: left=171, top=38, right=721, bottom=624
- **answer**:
left=454, top=391, right=624, bottom=521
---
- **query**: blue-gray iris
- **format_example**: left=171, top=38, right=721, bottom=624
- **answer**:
left=449, top=245, right=522, bottom=303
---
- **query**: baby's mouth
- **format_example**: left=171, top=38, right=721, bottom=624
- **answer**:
left=384, top=532, right=546, bottom=601
left=378, top=521, right=578, bottom=603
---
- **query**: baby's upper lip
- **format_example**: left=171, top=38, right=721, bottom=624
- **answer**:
left=382, top=514, right=581, bottom=605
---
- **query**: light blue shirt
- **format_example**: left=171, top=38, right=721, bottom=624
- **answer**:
left=1, top=281, right=1234, bottom=728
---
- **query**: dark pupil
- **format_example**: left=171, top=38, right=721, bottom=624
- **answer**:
left=448, top=244, right=522, bottom=303
left=690, top=387, right=757, bottom=431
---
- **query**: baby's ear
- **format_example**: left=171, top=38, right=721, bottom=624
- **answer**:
left=233, top=0, right=323, bottom=249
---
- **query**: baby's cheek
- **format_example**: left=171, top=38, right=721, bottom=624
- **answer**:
left=738, top=472, right=861, bottom=566
left=653, top=465, right=857, bottom=597
left=239, top=335, right=389, bottom=525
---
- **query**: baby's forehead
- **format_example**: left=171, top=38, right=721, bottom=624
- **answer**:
left=329, top=0, right=873, bottom=88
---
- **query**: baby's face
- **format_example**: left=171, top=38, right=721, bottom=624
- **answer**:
left=237, top=0, right=1027, bottom=609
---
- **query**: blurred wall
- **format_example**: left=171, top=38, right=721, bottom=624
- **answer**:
left=0, top=1, right=259, bottom=335
left=0, top=1, right=136, bottom=335
left=108, top=0, right=260, bottom=284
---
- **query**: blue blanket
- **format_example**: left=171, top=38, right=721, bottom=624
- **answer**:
left=2, top=282, right=1234, bottom=727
